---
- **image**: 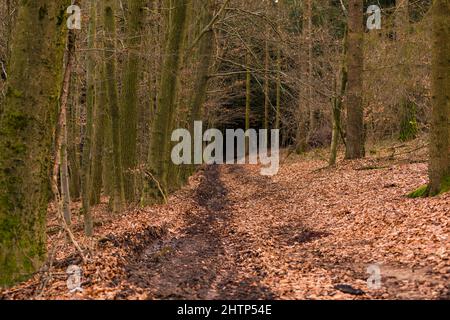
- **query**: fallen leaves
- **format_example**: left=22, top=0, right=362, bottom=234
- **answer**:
left=1, top=148, right=449, bottom=300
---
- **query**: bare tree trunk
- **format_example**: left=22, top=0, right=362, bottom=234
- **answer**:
left=330, top=30, right=348, bottom=166
left=429, top=0, right=450, bottom=195
left=82, top=0, right=97, bottom=235
left=188, top=0, right=215, bottom=124
left=245, top=53, right=251, bottom=154
left=60, top=101, right=72, bottom=225
left=264, top=37, right=270, bottom=130
left=304, top=0, right=314, bottom=143
left=275, top=44, right=281, bottom=130
left=183, top=0, right=216, bottom=180
left=345, top=0, right=365, bottom=159
left=60, top=25, right=77, bottom=227
left=0, top=0, right=70, bottom=287
left=121, top=0, right=146, bottom=203
left=146, top=0, right=189, bottom=202
left=396, top=0, right=417, bottom=142
left=89, top=64, right=107, bottom=206
left=67, top=73, right=81, bottom=200
left=104, top=0, right=126, bottom=213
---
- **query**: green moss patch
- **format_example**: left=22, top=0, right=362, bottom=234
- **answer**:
left=408, top=176, right=450, bottom=198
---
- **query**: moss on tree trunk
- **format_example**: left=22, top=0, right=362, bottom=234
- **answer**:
left=0, top=0, right=70, bottom=287
left=146, top=0, right=189, bottom=202
left=345, top=0, right=365, bottom=159
left=104, top=0, right=126, bottom=213
left=428, top=0, right=450, bottom=195
left=120, top=0, right=146, bottom=203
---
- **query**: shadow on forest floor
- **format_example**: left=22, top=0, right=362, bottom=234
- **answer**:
left=123, top=165, right=275, bottom=299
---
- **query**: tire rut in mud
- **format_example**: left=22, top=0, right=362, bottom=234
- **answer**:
left=124, top=165, right=275, bottom=299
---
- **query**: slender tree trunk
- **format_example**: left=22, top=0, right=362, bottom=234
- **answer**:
left=88, top=0, right=106, bottom=206
left=100, top=17, right=114, bottom=202
left=188, top=0, right=215, bottom=127
left=429, top=0, right=450, bottom=195
left=137, top=3, right=159, bottom=203
left=61, top=130, right=72, bottom=225
left=245, top=53, right=251, bottom=154
left=0, top=0, right=70, bottom=287
left=60, top=91, right=72, bottom=226
left=103, top=113, right=114, bottom=198
left=185, top=0, right=215, bottom=178
left=58, top=25, right=77, bottom=227
left=104, top=0, right=126, bottom=212
left=89, top=66, right=107, bottom=206
left=345, top=0, right=365, bottom=159
left=275, top=44, right=281, bottom=130
left=147, top=0, right=189, bottom=201
left=5, top=0, right=12, bottom=64
left=304, top=0, right=315, bottom=143
left=82, top=0, right=97, bottom=236
left=121, top=0, right=146, bottom=203
left=67, top=72, right=81, bottom=200
left=264, top=39, right=270, bottom=130
left=330, top=30, right=348, bottom=166
left=396, top=0, right=417, bottom=142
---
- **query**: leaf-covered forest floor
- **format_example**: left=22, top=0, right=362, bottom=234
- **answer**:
left=1, top=139, right=449, bottom=300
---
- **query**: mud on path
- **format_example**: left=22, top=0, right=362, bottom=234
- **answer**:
left=2, top=158, right=448, bottom=300
left=121, top=160, right=449, bottom=300
left=125, top=165, right=276, bottom=299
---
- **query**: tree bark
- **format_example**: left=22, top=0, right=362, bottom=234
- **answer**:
left=0, top=0, right=70, bottom=287
left=146, top=0, right=189, bottom=201
left=245, top=53, right=251, bottom=154
left=104, top=0, right=126, bottom=213
left=264, top=35, right=270, bottom=130
left=429, top=0, right=450, bottom=195
left=121, top=0, right=147, bottom=203
left=275, top=44, right=281, bottom=130
left=345, top=0, right=365, bottom=159
left=67, top=72, right=81, bottom=200
left=60, top=30, right=76, bottom=226
left=304, top=0, right=315, bottom=144
left=330, top=29, right=348, bottom=166
left=82, top=0, right=97, bottom=235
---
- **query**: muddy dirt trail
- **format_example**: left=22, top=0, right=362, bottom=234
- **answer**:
left=4, top=158, right=447, bottom=300
left=121, top=163, right=449, bottom=300
left=125, top=166, right=277, bottom=299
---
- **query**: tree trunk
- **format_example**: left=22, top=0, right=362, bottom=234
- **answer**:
left=0, top=0, right=70, bottom=287
left=82, top=0, right=97, bottom=236
left=275, top=44, right=281, bottom=130
left=146, top=0, right=189, bottom=201
left=330, top=29, right=348, bottom=166
left=57, top=24, right=77, bottom=228
left=121, top=0, right=146, bottom=203
left=185, top=0, right=215, bottom=178
left=67, top=72, right=81, bottom=200
left=264, top=38, right=270, bottom=130
left=396, top=0, right=417, bottom=142
left=245, top=53, right=251, bottom=154
left=60, top=70, right=72, bottom=226
left=89, top=65, right=107, bottom=206
left=88, top=0, right=106, bottom=206
left=345, top=0, right=365, bottom=159
left=104, top=0, right=126, bottom=212
left=188, top=0, right=215, bottom=127
left=304, top=0, right=315, bottom=143
left=429, top=0, right=450, bottom=195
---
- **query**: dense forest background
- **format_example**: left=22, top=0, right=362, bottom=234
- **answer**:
left=0, top=0, right=448, bottom=299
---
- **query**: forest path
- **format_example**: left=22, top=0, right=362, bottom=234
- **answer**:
left=3, top=156, right=447, bottom=300
left=122, top=159, right=449, bottom=300
left=125, top=165, right=279, bottom=299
